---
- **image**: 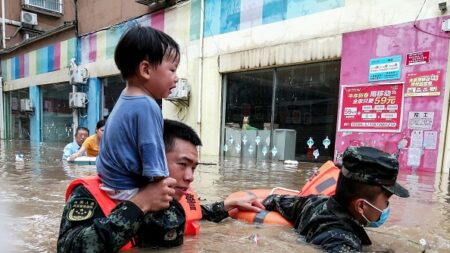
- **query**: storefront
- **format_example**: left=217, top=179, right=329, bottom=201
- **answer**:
left=102, top=76, right=125, bottom=119
left=41, top=83, right=72, bottom=142
left=2, top=0, right=449, bottom=174
left=4, top=89, right=30, bottom=140
left=222, top=61, right=340, bottom=162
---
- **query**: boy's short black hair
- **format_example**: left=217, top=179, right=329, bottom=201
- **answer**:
left=75, top=126, right=89, bottom=136
left=114, top=25, right=180, bottom=79
left=163, top=119, right=202, bottom=152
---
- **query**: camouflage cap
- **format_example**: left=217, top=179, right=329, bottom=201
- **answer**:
left=342, top=146, right=409, bottom=198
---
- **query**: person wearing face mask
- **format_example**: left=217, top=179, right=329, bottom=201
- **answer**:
left=263, top=146, right=409, bottom=252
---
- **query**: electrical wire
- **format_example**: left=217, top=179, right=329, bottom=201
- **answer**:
left=413, top=0, right=450, bottom=39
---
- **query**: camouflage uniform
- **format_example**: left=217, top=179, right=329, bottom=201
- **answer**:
left=57, top=185, right=229, bottom=253
left=263, top=194, right=371, bottom=252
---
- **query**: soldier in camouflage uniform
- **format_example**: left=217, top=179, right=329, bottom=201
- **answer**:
left=57, top=120, right=263, bottom=252
left=263, top=146, right=410, bottom=252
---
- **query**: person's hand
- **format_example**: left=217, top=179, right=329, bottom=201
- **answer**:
left=68, top=153, right=78, bottom=161
left=224, top=193, right=265, bottom=212
left=130, top=177, right=176, bottom=213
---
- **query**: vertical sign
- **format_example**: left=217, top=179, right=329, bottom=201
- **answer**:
left=338, top=83, right=404, bottom=132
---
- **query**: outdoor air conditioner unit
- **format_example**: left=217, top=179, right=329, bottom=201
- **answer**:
left=166, top=78, right=189, bottom=101
left=69, top=92, right=87, bottom=108
left=20, top=98, right=33, bottom=112
left=21, top=11, right=38, bottom=26
left=69, top=58, right=89, bottom=85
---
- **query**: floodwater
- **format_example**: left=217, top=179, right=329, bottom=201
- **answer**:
left=0, top=140, right=450, bottom=253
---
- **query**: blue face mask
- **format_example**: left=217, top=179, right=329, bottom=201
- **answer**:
left=361, top=200, right=390, bottom=228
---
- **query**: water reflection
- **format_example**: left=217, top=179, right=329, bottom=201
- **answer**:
left=0, top=140, right=449, bottom=252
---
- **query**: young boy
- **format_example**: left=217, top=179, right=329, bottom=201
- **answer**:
left=96, top=25, right=180, bottom=200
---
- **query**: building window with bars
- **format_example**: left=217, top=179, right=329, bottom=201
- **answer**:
left=22, top=0, right=63, bottom=16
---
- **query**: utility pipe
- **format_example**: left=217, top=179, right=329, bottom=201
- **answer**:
left=197, top=0, right=204, bottom=136
left=1, top=0, right=6, bottom=48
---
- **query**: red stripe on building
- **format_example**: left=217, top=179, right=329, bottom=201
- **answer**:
left=152, top=11, right=165, bottom=31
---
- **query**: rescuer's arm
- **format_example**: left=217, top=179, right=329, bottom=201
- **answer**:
left=201, top=193, right=265, bottom=223
left=262, top=194, right=308, bottom=222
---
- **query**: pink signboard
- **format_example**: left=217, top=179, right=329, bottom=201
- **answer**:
left=338, top=17, right=449, bottom=173
left=405, top=70, right=442, bottom=97
left=406, top=51, right=430, bottom=66
left=338, top=83, right=404, bottom=132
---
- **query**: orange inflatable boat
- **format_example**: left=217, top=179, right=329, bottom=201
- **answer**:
left=228, top=161, right=340, bottom=225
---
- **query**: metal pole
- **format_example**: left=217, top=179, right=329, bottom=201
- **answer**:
left=0, top=77, right=4, bottom=139
left=270, top=69, right=277, bottom=156
left=1, top=0, right=6, bottom=48
left=197, top=0, right=204, bottom=132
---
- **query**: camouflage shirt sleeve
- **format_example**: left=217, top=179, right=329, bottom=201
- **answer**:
left=309, top=228, right=362, bottom=252
left=262, top=194, right=309, bottom=222
left=201, top=201, right=229, bottom=223
left=57, top=185, right=144, bottom=253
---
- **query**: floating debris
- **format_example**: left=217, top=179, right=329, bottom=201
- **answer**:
left=15, top=154, right=24, bottom=162
left=248, top=233, right=259, bottom=245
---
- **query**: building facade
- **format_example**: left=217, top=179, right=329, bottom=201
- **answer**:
left=1, top=0, right=450, bottom=174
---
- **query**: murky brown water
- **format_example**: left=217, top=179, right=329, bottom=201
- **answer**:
left=0, top=140, right=449, bottom=252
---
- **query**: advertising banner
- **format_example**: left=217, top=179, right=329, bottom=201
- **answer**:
left=338, top=83, right=404, bottom=132
left=406, top=51, right=430, bottom=66
left=405, top=70, right=442, bottom=97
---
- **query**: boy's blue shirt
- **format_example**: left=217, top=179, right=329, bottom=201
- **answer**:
left=96, top=95, right=168, bottom=190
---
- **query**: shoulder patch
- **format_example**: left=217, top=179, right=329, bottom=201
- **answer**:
left=67, top=199, right=97, bottom=221
left=164, top=229, right=178, bottom=241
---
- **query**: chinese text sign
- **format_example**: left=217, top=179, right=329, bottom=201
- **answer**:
left=338, top=83, right=404, bottom=132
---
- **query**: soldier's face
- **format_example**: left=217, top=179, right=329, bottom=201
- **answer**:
left=166, top=138, right=199, bottom=200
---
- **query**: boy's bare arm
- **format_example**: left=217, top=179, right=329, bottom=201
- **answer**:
left=130, top=177, right=176, bottom=213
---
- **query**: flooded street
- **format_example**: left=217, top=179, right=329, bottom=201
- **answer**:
left=0, top=140, right=450, bottom=252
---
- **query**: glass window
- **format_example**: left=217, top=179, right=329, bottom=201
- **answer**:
left=102, top=75, right=164, bottom=120
left=275, top=61, right=340, bottom=162
left=6, top=89, right=30, bottom=140
left=23, top=0, right=63, bottom=14
left=102, top=76, right=126, bottom=119
left=225, top=69, right=273, bottom=130
left=41, top=83, right=72, bottom=142
left=223, top=61, right=340, bottom=162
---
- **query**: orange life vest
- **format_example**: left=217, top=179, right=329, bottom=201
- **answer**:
left=178, top=190, right=203, bottom=235
left=228, top=160, right=340, bottom=225
left=228, top=188, right=298, bottom=226
left=65, top=176, right=203, bottom=251
left=299, top=160, right=340, bottom=196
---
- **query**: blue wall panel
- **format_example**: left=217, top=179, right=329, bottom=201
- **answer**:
left=29, top=85, right=41, bottom=142
left=204, top=0, right=221, bottom=36
left=87, top=78, right=102, bottom=134
left=262, top=0, right=287, bottom=24
left=220, top=0, right=241, bottom=34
